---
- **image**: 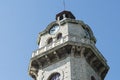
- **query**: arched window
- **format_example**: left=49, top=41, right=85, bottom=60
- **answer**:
left=91, top=76, right=96, bottom=80
left=47, top=38, right=53, bottom=44
left=48, top=73, right=60, bottom=80
left=65, top=14, right=69, bottom=18
left=57, top=33, right=62, bottom=40
left=83, top=28, right=90, bottom=39
left=59, top=15, right=63, bottom=20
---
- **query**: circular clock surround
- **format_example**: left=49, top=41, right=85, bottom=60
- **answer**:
left=49, top=25, right=60, bottom=34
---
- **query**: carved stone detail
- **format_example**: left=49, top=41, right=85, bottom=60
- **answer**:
left=80, top=47, right=85, bottom=57
left=70, top=46, right=75, bottom=56
left=45, top=55, right=51, bottom=64
left=53, top=51, right=60, bottom=60
left=29, top=67, right=38, bottom=80
left=90, top=57, right=97, bottom=65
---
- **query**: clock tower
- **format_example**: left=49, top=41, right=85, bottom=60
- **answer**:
left=28, top=11, right=109, bottom=80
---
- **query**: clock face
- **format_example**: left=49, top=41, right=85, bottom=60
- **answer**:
left=49, top=25, right=59, bottom=34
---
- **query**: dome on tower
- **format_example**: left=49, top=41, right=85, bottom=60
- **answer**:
left=56, top=10, right=76, bottom=21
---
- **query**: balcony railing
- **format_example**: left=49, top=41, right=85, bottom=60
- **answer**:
left=32, top=35, right=107, bottom=64
left=32, top=35, right=95, bottom=58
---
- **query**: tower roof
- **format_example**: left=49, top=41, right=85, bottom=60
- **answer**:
left=56, top=10, right=76, bottom=20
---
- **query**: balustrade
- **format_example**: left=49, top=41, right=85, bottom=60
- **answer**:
left=32, top=35, right=95, bottom=57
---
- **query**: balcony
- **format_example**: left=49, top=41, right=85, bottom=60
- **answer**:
left=32, top=35, right=96, bottom=58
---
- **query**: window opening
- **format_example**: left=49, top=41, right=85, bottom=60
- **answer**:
left=48, top=73, right=60, bottom=80
left=57, top=33, right=62, bottom=40
left=91, top=76, right=96, bottom=80
left=47, top=38, right=53, bottom=44
left=59, top=15, right=63, bottom=20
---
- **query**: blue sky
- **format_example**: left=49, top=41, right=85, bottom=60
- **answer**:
left=0, top=0, right=120, bottom=80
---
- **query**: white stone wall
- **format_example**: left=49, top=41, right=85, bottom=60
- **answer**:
left=37, top=57, right=71, bottom=80
left=37, top=56, right=101, bottom=80
left=68, top=23, right=86, bottom=39
left=70, top=57, right=101, bottom=80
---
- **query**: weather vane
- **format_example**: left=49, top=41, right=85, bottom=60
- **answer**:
left=63, top=0, right=66, bottom=10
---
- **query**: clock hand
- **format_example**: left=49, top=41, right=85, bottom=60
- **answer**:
left=51, top=29, right=55, bottom=31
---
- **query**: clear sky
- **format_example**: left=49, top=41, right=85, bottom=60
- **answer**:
left=0, top=0, right=120, bottom=80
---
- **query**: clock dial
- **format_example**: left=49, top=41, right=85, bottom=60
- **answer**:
left=49, top=25, right=59, bottom=34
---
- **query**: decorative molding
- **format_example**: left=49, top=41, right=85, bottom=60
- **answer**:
left=29, top=67, right=38, bottom=80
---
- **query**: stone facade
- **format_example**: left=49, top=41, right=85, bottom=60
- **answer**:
left=28, top=11, right=109, bottom=80
left=36, top=56, right=101, bottom=80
